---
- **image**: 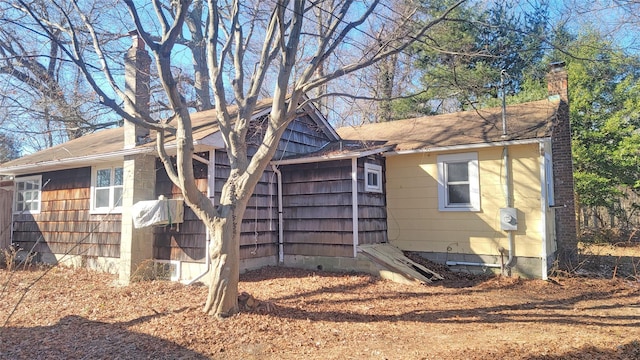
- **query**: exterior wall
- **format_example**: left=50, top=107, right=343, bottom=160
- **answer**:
left=0, top=181, right=12, bottom=250
left=214, top=149, right=280, bottom=261
left=273, top=114, right=333, bottom=158
left=280, top=156, right=387, bottom=261
left=281, top=159, right=356, bottom=258
left=154, top=154, right=209, bottom=263
left=12, top=168, right=121, bottom=270
left=386, top=144, right=546, bottom=277
left=153, top=151, right=281, bottom=275
left=357, top=157, right=388, bottom=245
left=152, top=112, right=337, bottom=279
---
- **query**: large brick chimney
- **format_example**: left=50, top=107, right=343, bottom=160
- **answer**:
left=123, top=30, right=151, bottom=149
left=546, top=62, right=578, bottom=267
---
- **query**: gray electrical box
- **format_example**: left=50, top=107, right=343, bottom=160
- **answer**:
left=500, top=207, right=518, bottom=231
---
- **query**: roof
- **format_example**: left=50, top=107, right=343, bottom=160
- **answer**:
left=337, top=98, right=560, bottom=152
left=0, top=98, right=337, bottom=176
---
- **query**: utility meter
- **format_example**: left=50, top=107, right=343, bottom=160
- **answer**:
left=500, top=207, right=518, bottom=231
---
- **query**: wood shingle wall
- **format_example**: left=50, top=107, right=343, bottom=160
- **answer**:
left=12, top=168, right=121, bottom=260
left=153, top=151, right=280, bottom=263
left=280, top=156, right=387, bottom=258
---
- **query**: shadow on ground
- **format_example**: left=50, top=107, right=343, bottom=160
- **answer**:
left=0, top=314, right=207, bottom=359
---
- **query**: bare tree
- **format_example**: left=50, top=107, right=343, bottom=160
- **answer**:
left=16, top=0, right=464, bottom=318
left=0, top=1, right=119, bottom=150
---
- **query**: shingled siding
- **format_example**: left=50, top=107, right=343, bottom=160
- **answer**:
left=280, top=157, right=387, bottom=258
left=153, top=155, right=208, bottom=262
left=357, top=157, right=388, bottom=245
left=153, top=151, right=279, bottom=263
left=273, top=114, right=332, bottom=158
left=12, top=167, right=121, bottom=260
left=217, top=149, right=279, bottom=260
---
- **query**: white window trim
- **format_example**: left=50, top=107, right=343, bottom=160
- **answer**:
left=437, top=153, right=480, bottom=212
left=90, top=163, right=124, bottom=214
left=364, top=162, right=383, bottom=193
left=544, top=152, right=555, bottom=207
left=13, top=175, right=42, bottom=214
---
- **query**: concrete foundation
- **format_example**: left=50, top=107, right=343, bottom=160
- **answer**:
left=415, top=251, right=546, bottom=278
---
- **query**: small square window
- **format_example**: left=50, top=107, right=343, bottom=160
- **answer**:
left=364, top=163, right=383, bottom=193
left=14, top=175, right=42, bottom=214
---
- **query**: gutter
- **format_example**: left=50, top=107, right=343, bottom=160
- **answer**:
left=384, top=138, right=547, bottom=157
left=0, top=146, right=156, bottom=176
left=0, top=139, right=219, bottom=176
left=272, top=146, right=392, bottom=166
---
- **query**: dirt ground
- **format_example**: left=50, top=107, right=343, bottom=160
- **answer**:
left=1, top=246, right=639, bottom=360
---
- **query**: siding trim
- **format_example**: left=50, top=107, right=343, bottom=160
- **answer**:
left=385, top=138, right=548, bottom=157
left=539, top=142, right=549, bottom=280
left=351, top=158, right=358, bottom=257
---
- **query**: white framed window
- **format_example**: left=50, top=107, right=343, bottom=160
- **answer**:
left=14, top=175, right=42, bottom=214
left=91, top=164, right=124, bottom=213
left=437, top=153, right=480, bottom=211
left=364, top=163, right=383, bottom=193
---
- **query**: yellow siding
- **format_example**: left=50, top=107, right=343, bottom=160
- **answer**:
left=387, top=144, right=543, bottom=258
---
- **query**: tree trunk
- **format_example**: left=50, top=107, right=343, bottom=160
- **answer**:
left=203, top=210, right=241, bottom=317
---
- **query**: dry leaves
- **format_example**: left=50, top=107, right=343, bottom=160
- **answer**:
left=1, top=263, right=639, bottom=359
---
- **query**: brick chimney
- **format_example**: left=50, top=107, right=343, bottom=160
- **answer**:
left=546, top=61, right=568, bottom=101
left=546, top=61, right=578, bottom=267
left=124, top=30, right=151, bottom=149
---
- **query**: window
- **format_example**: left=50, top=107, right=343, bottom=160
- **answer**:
left=14, top=175, right=42, bottom=214
left=91, top=165, right=124, bottom=213
left=364, top=163, right=382, bottom=193
left=437, top=153, right=480, bottom=211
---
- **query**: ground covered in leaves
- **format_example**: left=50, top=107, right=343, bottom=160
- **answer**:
left=1, top=248, right=639, bottom=359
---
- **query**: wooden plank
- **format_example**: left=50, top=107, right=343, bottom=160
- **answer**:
left=358, top=244, right=443, bottom=283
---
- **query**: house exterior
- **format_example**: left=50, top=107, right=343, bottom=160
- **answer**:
left=337, top=63, right=577, bottom=279
left=0, top=98, right=393, bottom=282
left=0, top=38, right=575, bottom=281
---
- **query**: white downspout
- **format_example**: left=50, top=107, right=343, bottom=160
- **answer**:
left=500, top=70, right=515, bottom=275
left=351, top=158, right=358, bottom=257
left=271, top=164, right=284, bottom=263
left=185, top=149, right=214, bottom=285
left=502, top=146, right=516, bottom=274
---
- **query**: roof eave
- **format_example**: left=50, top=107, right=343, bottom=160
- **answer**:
left=272, top=145, right=393, bottom=166
left=0, top=146, right=155, bottom=176
left=384, top=137, right=549, bottom=156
